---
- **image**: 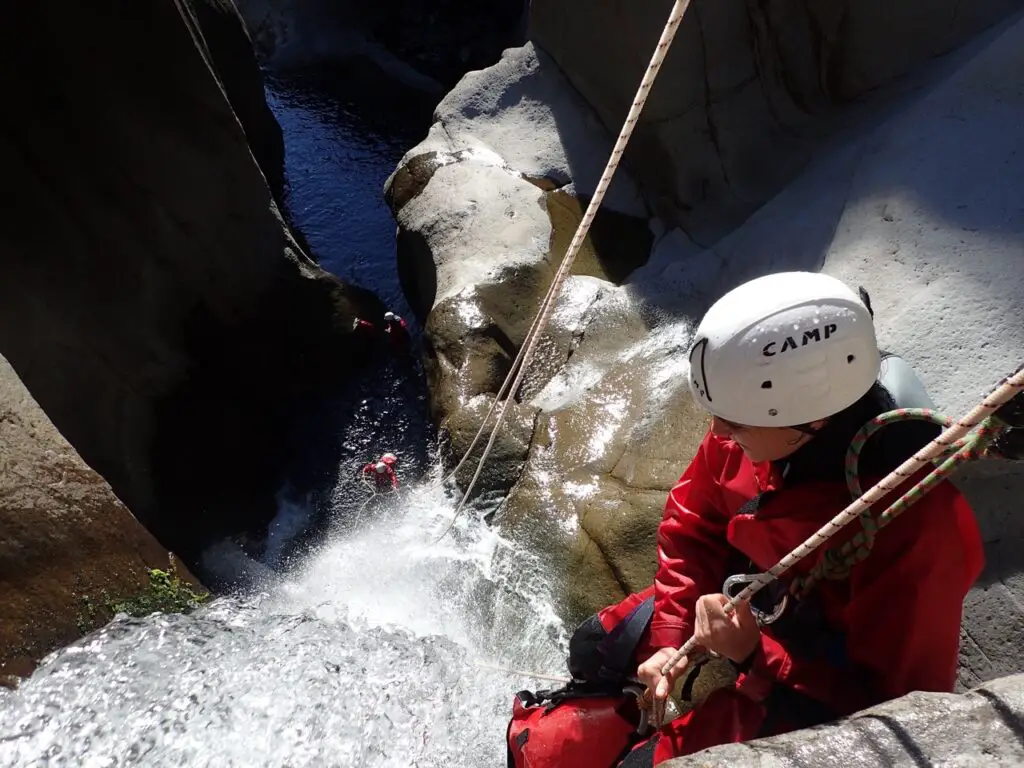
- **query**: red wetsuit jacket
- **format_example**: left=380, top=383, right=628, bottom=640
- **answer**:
left=595, top=399, right=985, bottom=763
left=385, top=317, right=410, bottom=350
left=362, top=463, right=398, bottom=490
left=625, top=426, right=985, bottom=762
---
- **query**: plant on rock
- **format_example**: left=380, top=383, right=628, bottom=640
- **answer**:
left=110, top=560, right=209, bottom=618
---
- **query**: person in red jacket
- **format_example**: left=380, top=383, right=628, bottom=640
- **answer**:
left=531, top=272, right=985, bottom=768
left=361, top=454, right=398, bottom=492
left=383, top=311, right=410, bottom=352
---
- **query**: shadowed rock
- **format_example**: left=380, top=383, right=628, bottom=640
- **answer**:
left=0, top=355, right=199, bottom=682
left=0, top=0, right=384, bottom=579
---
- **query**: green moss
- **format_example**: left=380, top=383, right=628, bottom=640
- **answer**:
left=110, top=566, right=208, bottom=617
left=75, top=593, right=106, bottom=634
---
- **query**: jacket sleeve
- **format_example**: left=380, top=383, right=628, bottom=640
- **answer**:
left=648, top=433, right=735, bottom=650
left=740, top=480, right=984, bottom=714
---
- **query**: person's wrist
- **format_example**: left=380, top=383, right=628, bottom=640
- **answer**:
left=729, top=640, right=758, bottom=673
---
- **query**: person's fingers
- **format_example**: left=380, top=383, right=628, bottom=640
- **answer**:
left=733, top=598, right=758, bottom=631
left=637, top=662, right=657, bottom=691
left=694, top=598, right=710, bottom=640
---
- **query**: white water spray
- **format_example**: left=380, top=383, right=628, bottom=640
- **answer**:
left=0, top=473, right=567, bottom=767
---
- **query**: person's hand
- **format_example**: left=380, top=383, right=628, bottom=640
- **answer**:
left=693, top=594, right=760, bottom=663
left=637, top=647, right=687, bottom=726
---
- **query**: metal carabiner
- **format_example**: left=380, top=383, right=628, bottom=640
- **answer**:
left=722, top=573, right=788, bottom=626
left=623, top=685, right=652, bottom=734
left=625, top=683, right=682, bottom=734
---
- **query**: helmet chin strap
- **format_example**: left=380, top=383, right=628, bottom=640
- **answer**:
left=790, top=420, right=827, bottom=438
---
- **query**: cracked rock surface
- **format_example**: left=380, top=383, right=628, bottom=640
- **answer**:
left=532, top=0, right=1021, bottom=247
left=386, top=2, right=1024, bottom=651
left=663, top=673, right=1024, bottom=767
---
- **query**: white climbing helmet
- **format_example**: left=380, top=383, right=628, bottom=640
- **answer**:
left=381, top=453, right=398, bottom=464
left=375, top=462, right=387, bottom=473
left=687, top=272, right=880, bottom=427
left=384, top=311, right=396, bottom=321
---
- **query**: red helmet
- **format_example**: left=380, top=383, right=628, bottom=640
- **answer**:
left=381, top=453, right=398, bottom=466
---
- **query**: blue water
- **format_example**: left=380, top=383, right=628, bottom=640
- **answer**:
left=261, top=62, right=441, bottom=557
left=266, top=62, right=437, bottom=319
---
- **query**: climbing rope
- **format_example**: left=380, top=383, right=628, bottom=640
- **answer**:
left=472, top=660, right=571, bottom=685
left=439, top=0, right=695, bottom=535
left=657, top=365, right=1024, bottom=697
left=790, top=408, right=1002, bottom=596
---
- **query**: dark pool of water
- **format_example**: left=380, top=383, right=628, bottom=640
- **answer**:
left=266, top=60, right=437, bottom=316
left=262, top=61, right=442, bottom=553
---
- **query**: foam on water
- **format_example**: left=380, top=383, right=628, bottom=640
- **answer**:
left=0, top=475, right=567, bottom=767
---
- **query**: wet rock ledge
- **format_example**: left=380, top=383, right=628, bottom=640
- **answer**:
left=0, top=0, right=387, bottom=674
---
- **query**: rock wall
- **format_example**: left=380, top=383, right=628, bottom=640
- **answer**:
left=532, top=0, right=1023, bottom=246
left=191, top=0, right=286, bottom=200
left=387, top=0, right=1024, bottom=688
left=0, top=0, right=384, bottom=573
left=235, top=0, right=528, bottom=89
left=0, top=355, right=196, bottom=682
left=663, top=673, right=1024, bottom=767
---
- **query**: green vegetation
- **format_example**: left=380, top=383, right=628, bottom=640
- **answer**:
left=110, top=566, right=208, bottom=617
left=75, top=558, right=208, bottom=632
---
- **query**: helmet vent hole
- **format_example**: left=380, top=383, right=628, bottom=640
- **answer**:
left=847, top=354, right=856, bottom=363
left=760, top=380, right=773, bottom=389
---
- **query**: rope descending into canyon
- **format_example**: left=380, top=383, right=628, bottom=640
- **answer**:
left=440, top=0, right=695, bottom=536
left=653, top=364, right=1024, bottom=719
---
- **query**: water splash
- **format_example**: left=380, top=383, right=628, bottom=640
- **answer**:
left=0, top=477, right=567, bottom=767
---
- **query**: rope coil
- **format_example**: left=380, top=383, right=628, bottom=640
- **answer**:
left=793, top=408, right=1004, bottom=594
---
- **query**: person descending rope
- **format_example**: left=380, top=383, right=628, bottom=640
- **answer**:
left=383, top=311, right=410, bottom=352
left=361, top=454, right=399, bottom=493
left=507, top=272, right=985, bottom=768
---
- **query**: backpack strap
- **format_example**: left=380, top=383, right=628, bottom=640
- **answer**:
left=596, top=596, right=655, bottom=684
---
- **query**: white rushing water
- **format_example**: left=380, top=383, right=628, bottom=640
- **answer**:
left=0, top=472, right=568, bottom=767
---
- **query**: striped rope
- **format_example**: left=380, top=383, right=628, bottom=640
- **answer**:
left=438, top=0, right=695, bottom=538
left=793, top=410, right=1004, bottom=596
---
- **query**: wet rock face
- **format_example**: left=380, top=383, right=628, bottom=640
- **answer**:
left=662, top=673, right=1024, bottom=767
left=0, top=355, right=196, bottom=681
left=0, top=0, right=383, bottom=572
left=503, top=312, right=711, bottom=621
left=385, top=44, right=685, bottom=616
left=531, top=0, right=1022, bottom=245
